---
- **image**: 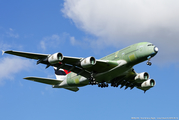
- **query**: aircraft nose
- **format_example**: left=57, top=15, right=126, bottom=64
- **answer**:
left=154, top=46, right=158, bottom=53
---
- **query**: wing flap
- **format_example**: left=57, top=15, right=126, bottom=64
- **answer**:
left=24, top=77, right=63, bottom=85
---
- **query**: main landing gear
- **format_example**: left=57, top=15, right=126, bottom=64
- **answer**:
left=89, top=77, right=98, bottom=85
left=98, top=83, right=108, bottom=88
left=147, top=56, right=152, bottom=66
left=89, top=72, right=98, bottom=85
left=89, top=80, right=108, bottom=88
left=88, top=73, right=109, bottom=87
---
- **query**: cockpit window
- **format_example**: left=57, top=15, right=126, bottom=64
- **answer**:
left=148, top=44, right=154, bottom=46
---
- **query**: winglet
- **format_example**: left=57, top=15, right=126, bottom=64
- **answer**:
left=2, top=50, right=5, bottom=55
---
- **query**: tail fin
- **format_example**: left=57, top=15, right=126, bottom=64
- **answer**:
left=54, top=67, right=71, bottom=80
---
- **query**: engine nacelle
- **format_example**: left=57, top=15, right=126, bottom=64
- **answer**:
left=81, top=57, right=96, bottom=68
left=134, top=72, right=149, bottom=83
left=141, top=79, right=156, bottom=88
left=48, top=52, right=63, bottom=64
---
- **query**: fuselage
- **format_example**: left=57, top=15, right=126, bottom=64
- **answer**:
left=56, top=42, right=158, bottom=88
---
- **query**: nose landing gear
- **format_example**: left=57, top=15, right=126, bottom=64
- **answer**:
left=147, top=56, right=152, bottom=66
left=147, top=61, right=152, bottom=66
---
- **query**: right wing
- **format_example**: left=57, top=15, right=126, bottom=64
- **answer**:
left=4, top=50, right=49, bottom=60
left=4, top=50, right=120, bottom=78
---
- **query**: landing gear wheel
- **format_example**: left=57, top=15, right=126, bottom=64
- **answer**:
left=147, top=62, right=152, bottom=66
left=98, top=83, right=108, bottom=88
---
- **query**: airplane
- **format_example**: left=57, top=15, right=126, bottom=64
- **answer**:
left=2, top=42, right=158, bottom=93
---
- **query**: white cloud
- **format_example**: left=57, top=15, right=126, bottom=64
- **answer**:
left=0, top=42, right=11, bottom=51
left=62, top=0, right=179, bottom=64
left=40, top=34, right=61, bottom=51
left=70, top=36, right=94, bottom=49
left=70, top=36, right=84, bottom=46
left=70, top=36, right=76, bottom=46
left=0, top=57, right=32, bottom=85
left=40, top=41, right=46, bottom=50
left=6, top=28, right=19, bottom=38
left=9, top=28, right=13, bottom=31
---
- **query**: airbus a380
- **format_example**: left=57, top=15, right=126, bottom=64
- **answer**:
left=3, top=42, right=158, bottom=93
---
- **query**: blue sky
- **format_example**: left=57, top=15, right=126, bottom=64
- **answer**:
left=0, top=0, right=179, bottom=120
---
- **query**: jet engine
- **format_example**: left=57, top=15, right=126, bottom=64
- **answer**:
left=81, top=57, right=96, bottom=68
left=48, top=52, right=64, bottom=64
left=134, top=72, right=149, bottom=83
left=141, top=79, right=156, bottom=88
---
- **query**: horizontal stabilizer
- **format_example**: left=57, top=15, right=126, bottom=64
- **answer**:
left=24, top=77, right=63, bottom=85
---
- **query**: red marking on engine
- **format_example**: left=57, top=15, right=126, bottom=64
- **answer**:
left=64, top=69, right=71, bottom=74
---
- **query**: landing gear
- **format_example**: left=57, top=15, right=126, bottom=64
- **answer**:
left=89, top=72, right=98, bottom=85
left=146, top=56, right=152, bottom=66
left=147, top=62, right=152, bottom=66
left=89, top=78, right=98, bottom=85
left=88, top=72, right=108, bottom=88
left=111, top=83, right=119, bottom=87
left=98, top=83, right=108, bottom=88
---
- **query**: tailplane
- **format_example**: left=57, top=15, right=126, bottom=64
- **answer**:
left=24, top=77, right=63, bottom=85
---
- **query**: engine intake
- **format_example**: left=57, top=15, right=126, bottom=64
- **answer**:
left=134, top=72, right=149, bottom=83
left=48, top=52, right=63, bottom=64
left=81, top=57, right=96, bottom=68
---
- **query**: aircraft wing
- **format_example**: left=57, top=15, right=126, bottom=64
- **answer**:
left=4, top=50, right=49, bottom=60
left=4, top=50, right=120, bottom=78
